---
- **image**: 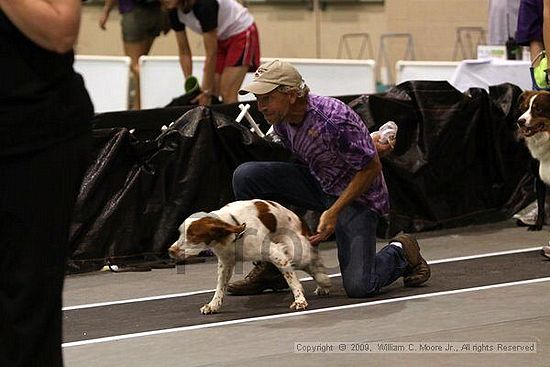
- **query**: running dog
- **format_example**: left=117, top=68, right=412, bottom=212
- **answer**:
left=517, top=91, right=550, bottom=231
left=169, top=200, right=331, bottom=314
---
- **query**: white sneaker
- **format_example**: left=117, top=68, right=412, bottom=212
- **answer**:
left=513, top=199, right=550, bottom=226
left=513, top=205, right=540, bottom=226
left=541, top=244, right=550, bottom=259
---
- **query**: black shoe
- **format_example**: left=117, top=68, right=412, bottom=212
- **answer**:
left=226, top=261, right=289, bottom=295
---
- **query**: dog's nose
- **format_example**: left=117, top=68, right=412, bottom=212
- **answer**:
left=517, top=118, right=526, bottom=127
left=168, top=244, right=179, bottom=258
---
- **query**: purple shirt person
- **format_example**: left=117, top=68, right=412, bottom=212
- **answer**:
left=99, top=0, right=165, bottom=109
left=274, top=94, right=390, bottom=216
left=119, top=0, right=137, bottom=14
left=516, top=0, right=543, bottom=46
left=516, top=0, right=545, bottom=65
left=229, top=60, right=430, bottom=299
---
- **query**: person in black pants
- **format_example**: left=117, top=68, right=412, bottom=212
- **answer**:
left=0, top=1, right=93, bottom=365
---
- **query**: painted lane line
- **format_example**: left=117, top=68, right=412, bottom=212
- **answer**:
left=428, top=246, right=542, bottom=264
left=62, top=276, right=550, bottom=348
left=62, top=246, right=543, bottom=311
left=63, top=290, right=215, bottom=311
left=62, top=272, right=342, bottom=312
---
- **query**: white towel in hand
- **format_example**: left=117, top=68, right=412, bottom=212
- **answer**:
left=371, top=121, right=398, bottom=145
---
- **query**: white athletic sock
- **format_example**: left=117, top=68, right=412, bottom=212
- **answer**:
left=390, top=241, right=402, bottom=249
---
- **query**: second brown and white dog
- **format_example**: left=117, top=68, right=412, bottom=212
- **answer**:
left=169, top=200, right=331, bottom=314
left=517, top=90, right=550, bottom=256
left=517, top=90, right=550, bottom=183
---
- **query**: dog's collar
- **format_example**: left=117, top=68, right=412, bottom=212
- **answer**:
left=229, top=214, right=247, bottom=243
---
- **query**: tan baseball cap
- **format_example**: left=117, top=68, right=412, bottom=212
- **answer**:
left=239, top=59, right=304, bottom=95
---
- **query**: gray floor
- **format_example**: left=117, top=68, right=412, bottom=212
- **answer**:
left=62, top=218, right=550, bottom=367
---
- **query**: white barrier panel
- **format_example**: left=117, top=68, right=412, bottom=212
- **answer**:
left=139, top=56, right=376, bottom=109
left=139, top=56, right=205, bottom=109
left=450, top=59, right=532, bottom=92
left=395, top=61, right=460, bottom=84
left=254, top=58, right=376, bottom=101
left=74, top=55, right=131, bottom=113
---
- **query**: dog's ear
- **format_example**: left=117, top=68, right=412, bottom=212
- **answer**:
left=209, top=220, right=246, bottom=243
left=187, top=217, right=244, bottom=244
left=540, top=90, right=550, bottom=105
left=519, top=91, right=537, bottom=111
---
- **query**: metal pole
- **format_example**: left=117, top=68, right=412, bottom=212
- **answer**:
left=313, top=0, right=321, bottom=58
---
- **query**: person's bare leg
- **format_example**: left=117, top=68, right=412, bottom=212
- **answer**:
left=123, top=37, right=155, bottom=109
left=213, top=73, right=221, bottom=98
left=219, top=65, right=248, bottom=104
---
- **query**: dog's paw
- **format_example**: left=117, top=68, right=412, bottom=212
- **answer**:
left=200, top=303, right=219, bottom=315
left=314, top=286, right=330, bottom=296
left=290, top=300, right=308, bottom=311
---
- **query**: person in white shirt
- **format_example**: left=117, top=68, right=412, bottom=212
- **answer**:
left=163, top=0, right=260, bottom=105
left=488, top=0, right=520, bottom=46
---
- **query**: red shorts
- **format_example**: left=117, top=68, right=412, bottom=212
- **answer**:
left=216, top=23, right=260, bottom=74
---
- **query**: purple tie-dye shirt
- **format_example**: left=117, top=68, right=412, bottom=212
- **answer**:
left=273, top=94, right=389, bottom=215
left=119, top=0, right=137, bottom=14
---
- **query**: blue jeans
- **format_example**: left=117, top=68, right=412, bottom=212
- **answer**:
left=233, top=161, right=408, bottom=297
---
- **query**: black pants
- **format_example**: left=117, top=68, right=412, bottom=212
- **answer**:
left=0, top=132, right=90, bottom=366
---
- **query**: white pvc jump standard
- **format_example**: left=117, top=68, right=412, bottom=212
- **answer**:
left=395, top=60, right=460, bottom=85
left=139, top=55, right=205, bottom=110
left=139, top=56, right=377, bottom=109
left=74, top=55, right=131, bottom=113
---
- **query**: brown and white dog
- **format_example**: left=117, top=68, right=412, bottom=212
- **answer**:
left=517, top=90, right=550, bottom=231
left=518, top=90, right=550, bottom=180
left=169, top=200, right=331, bottom=314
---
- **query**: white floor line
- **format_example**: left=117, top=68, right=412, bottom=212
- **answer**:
left=62, top=246, right=543, bottom=311
left=63, top=290, right=216, bottom=311
left=428, top=246, right=542, bottom=264
left=62, top=276, right=550, bottom=348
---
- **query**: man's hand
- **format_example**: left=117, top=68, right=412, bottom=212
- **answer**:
left=98, top=0, right=116, bottom=30
left=98, top=9, right=110, bottom=30
left=192, top=91, right=211, bottom=106
left=309, top=209, right=337, bottom=245
left=371, top=132, right=395, bottom=157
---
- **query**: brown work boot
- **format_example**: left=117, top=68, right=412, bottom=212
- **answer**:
left=226, top=261, right=289, bottom=295
left=392, top=234, right=431, bottom=287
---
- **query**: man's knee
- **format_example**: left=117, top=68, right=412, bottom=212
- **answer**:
left=233, top=162, right=257, bottom=184
left=233, top=162, right=262, bottom=199
left=342, top=278, right=377, bottom=298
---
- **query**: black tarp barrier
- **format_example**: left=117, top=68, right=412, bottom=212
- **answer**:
left=67, top=81, right=534, bottom=273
